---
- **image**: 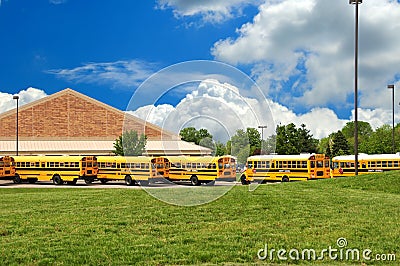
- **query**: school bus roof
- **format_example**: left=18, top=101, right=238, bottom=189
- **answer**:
left=163, top=156, right=234, bottom=164
left=247, top=154, right=319, bottom=161
left=12, top=155, right=93, bottom=162
left=332, top=153, right=400, bottom=161
left=96, top=156, right=153, bottom=163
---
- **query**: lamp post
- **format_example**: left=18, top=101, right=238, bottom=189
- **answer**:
left=349, top=0, right=362, bottom=175
left=258, top=125, right=267, bottom=155
left=13, top=95, right=19, bottom=156
left=388, top=84, right=395, bottom=153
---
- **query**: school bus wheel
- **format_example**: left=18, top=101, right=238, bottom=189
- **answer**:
left=190, top=175, right=200, bottom=186
left=84, top=179, right=93, bottom=184
left=100, top=179, right=108, bottom=184
left=125, top=175, right=134, bottom=186
left=240, top=175, right=249, bottom=185
left=53, top=175, right=63, bottom=185
left=282, top=176, right=289, bottom=182
left=13, top=174, right=21, bottom=184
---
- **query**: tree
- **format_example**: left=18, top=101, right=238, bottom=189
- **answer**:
left=298, top=124, right=318, bottom=153
left=264, top=134, right=277, bottom=155
left=113, top=130, right=147, bottom=156
left=226, top=127, right=268, bottom=163
left=229, top=129, right=251, bottom=164
left=275, top=123, right=317, bottom=155
left=196, top=128, right=213, bottom=143
left=179, top=127, right=214, bottom=149
left=214, top=142, right=226, bottom=156
left=179, top=127, right=198, bottom=143
left=341, top=121, right=373, bottom=154
left=246, top=127, right=261, bottom=153
left=341, top=121, right=373, bottom=139
left=330, top=131, right=350, bottom=157
left=317, top=136, right=331, bottom=155
left=361, top=124, right=392, bottom=154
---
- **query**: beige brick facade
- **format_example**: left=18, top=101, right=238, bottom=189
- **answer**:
left=0, top=88, right=178, bottom=141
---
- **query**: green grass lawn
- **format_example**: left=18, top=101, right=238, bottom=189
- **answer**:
left=0, top=172, right=399, bottom=265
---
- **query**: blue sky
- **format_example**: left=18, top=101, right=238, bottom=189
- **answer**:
left=0, top=0, right=257, bottom=106
left=1, top=0, right=400, bottom=139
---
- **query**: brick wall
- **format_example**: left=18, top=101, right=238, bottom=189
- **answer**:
left=0, top=90, right=174, bottom=140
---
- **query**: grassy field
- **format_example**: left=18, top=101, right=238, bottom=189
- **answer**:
left=0, top=172, right=399, bottom=265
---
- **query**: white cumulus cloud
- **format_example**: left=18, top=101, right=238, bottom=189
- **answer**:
left=0, top=87, right=47, bottom=114
left=212, top=0, right=400, bottom=111
left=156, top=0, right=262, bottom=23
left=131, top=78, right=397, bottom=140
left=131, top=79, right=272, bottom=142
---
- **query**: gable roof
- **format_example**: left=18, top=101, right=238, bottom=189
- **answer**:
left=0, top=88, right=180, bottom=140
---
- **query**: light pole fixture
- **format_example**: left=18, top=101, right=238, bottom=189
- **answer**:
left=349, top=0, right=362, bottom=175
left=13, top=95, right=19, bottom=156
left=258, top=125, right=267, bottom=155
left=388, top=84, right=395, bottom=153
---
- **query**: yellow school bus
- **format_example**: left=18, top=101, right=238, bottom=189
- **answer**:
left=0, top=156, right=18, bottom=182
left=331, top=153, right=400, bottom=177
left=96, top=156, right=164, bottom=186
left=241, top=153, right=330, bottom=184
left=13, top=156, right=98, bottom=185
left=161, top=155, right=237, bottom=186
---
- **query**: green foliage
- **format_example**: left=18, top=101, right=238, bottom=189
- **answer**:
left=341, top=121, right=373, bottom=154
left=317, top=136, right=330, bottom=154
left=1, top=173, right=399, bottom=265
left=229, top=129, right=249, bottom=164
left=179, top=127, right=214, bottom=150
left=319, top=121, right=400, bottom=156
left=263, top=135, right=276, bottom=155
left=337, top=122, right=400, bottom=155
left=113, top=130, right=147, bottom=156
left=359, top=124, right=393, bottom=154
left=179, top=127, right=199, bottom=143
left=275, top=123, right=317, bottom=155
left=341, top=121, right=373, bottom=139
left=329, top=130, right=350, bottom=157
left=229, top=128, right=263, bottom=164
left=213, top=141, right=226, bottom=156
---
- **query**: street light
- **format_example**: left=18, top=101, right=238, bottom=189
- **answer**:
left=349, top=0, right=362, bottom=175
left=388, top=84, right=395, bottom=153
left=258, top=125, right=267, bottom=155
left=13, top=95, right=19, bottom=156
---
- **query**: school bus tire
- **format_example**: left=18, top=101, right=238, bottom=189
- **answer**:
left=100, top=179, right=108, bottom=184
left=282, top=176, right=289, bottom=182
left=53, top=175, right=63, bottom=185
left=13, top=174, right=21, bottom=184
left=190, top=175, right=200, bottom=186
left=125, top=175, right=134, bottom=186
left=240, top=175, right=249, bottom=185
left=84, top=179, right=93, bottom=184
